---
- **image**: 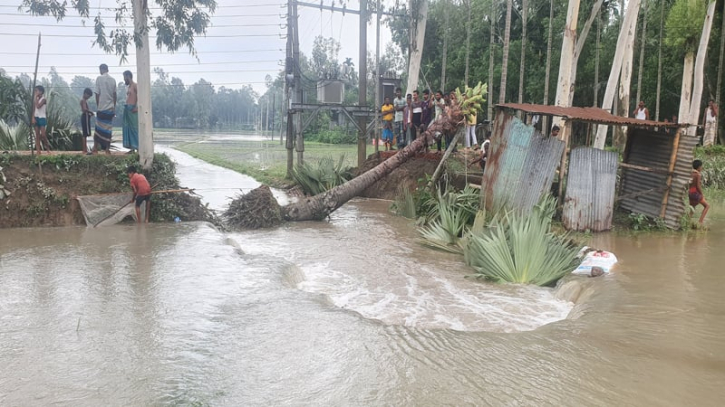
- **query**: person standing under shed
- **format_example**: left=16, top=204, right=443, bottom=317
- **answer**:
left=93, top=64, right=117, bottom=155
left=703, top=99, right=718, bottom=147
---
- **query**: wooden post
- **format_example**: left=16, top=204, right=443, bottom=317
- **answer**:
left=659, top=128, right=682, bottom=219
left=29, top=33, right=41, bottom=157
left=557, top=120, right=572, bottom=206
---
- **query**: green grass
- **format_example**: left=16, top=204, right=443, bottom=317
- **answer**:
left=175, top=140, right=359, bottom=188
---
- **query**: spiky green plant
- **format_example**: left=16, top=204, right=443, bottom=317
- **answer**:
left=0, top=120, right=29, bottom=150
left=463, top=196, right=582, bottom=286
left=392, top=185, right=417, bottom=219
left=292, top=154, right=352, bottom=195
left=418, top=196, right=468, bottom=254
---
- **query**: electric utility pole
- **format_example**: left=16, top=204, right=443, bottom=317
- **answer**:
left=358, top=0, right=368, bottom=167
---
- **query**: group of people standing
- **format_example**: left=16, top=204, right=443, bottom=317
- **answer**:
left=633, top=99, right=719, bottom=147
left=30, top=63, right=139, bottom=155
left=380, top=87, right=483, bottom=152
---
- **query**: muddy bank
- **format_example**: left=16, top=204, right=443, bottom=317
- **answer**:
left=0, top=153, right=214, bottom=228
left=355, top=150, right=482, bottom=200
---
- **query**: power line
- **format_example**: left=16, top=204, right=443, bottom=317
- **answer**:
left=3, top=60, right=281, bottom=68
left=0, top=12, right=283, bottom=18
left=0, top=49, right=283, bottom=55
left=3, top=69, right=279, bottom=75
left=0, top=32, right=281, bottom=38
left=0, top=3, right=284, bottom=9
left=0, top=22, right=282, bottom=28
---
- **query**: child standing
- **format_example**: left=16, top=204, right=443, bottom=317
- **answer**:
left=32, top=85, right=51, bottom=154
left=381, top=97, right=395, bottom=151
left=80, top=88, right=94, bottom=154
left=689, top=160, right=710, bottom=225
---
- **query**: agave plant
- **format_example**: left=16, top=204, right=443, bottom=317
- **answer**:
left=292, top=154, right=352, bottom=195
left=0, top=120, right=29, bottom=150
left=418, top=195, right=468, bottom=254
left=463, top=196, right=582, bottom=286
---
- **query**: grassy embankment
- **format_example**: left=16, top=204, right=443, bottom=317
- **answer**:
left=0, top=153, right=214, bottom=228
left=175, top=140, right=359, bottom=188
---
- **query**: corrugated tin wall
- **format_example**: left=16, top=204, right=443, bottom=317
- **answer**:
left=619, top=129, right=698, bottom=229
left=482, top=111, right=565, bottom=213
left=563, top=147, right=619, bottom=232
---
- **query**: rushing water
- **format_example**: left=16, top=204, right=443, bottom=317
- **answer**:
left=1, top=150, right=724, bottom=406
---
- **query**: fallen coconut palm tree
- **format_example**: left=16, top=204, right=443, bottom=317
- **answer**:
left=226, top=83, right=486, bottom=228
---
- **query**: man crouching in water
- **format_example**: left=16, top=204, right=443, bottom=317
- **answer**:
left=127, top=165, right=152, bottom=223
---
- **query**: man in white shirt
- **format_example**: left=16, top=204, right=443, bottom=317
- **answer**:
left=633, top=100, right=649, bottom=120
left=93, top=64, right=117, bottom=154
left=393, top=87, right=406, bottom=148
left=703, top=99, right=718, bottom=147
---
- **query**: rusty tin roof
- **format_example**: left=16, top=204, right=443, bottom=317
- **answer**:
left=496, top=103, right=682, bottom=128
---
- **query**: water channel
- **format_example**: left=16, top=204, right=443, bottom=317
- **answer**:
left=1, top=147, right=724, bottom=406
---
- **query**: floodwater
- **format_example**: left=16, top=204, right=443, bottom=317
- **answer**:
left=1, top=150, right=724, bottom=406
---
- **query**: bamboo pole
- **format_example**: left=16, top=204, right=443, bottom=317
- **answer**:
left=659, top=128, right=682, bottom=219
left=29, top=33, right=41, bottom=157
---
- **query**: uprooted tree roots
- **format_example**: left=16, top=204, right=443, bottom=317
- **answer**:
left=224, top=185, right=283, bottom=229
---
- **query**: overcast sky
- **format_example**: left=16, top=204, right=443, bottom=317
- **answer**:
left=0, top=0, right=394, bottom=96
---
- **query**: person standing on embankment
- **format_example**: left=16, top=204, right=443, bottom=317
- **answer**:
left=123, top=70, right=139, bottom=153
left=93, top=64, right=116, bottom=155
left=703, top=100, right=718, bottom=147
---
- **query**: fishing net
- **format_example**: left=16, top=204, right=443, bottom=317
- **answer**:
left=76, top=192, right=140, bottom=227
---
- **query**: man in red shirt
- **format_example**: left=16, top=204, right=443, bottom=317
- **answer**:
left=127, top=165, right=152, bottom=223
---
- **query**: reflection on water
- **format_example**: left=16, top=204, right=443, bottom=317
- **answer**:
left=1, top=150, right=724, bottom=405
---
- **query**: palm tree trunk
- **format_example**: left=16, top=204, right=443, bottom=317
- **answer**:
left=717, top=0, right=725, bottom=143
left=499, top=0, right=513, bottom=103
left=283, top=103, right=467, bottom=221
left=636, top=0, right=648, bottom=104
left=542, top=0, right=554, bottom=133
left=487, top=0, right=496, bottom=120
left=594, top=9, right=601, bottom=106
left=686, top=1, right=717, bottom=135
left=441, top=0, right=449, bottom=92
left=464, top=0, right=471, bottom=87
left=567, top=0, right=605, bottom=106
left=615, top=3, right=638, bottom=150
left=518, top=0, right=528, bottom=104
left=679, top=52, right=694, bottom=123
left=554, top=0, right=581, bottom=116
left=594, top=0, right=641, bottom=149
left=655, top=0, right=664, bottom=121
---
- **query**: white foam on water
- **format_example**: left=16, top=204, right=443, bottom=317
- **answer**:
left=231, top=201, right=574, bottom=333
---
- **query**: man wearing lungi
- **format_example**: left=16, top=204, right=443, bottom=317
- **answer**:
left=93, top=64, right=117, bottom=154
left=122, top=70, right=139, bottom=153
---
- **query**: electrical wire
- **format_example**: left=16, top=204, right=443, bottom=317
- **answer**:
left=0, top=32, right=281, bottom=38
left=0, top=49, right=283, bottom=55
left=3, top=60, right=281, bottom=68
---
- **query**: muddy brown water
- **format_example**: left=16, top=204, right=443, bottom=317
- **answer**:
left=1, top=149, right=724, bottom=406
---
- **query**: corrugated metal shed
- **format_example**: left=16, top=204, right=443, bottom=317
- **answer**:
left=482, top=111, right=565, bottom=213
left=563, top=148, right=619, bottom=232
left=497, top=103, right=681, bottom=128
left=619, top=128, right=698, bottom=229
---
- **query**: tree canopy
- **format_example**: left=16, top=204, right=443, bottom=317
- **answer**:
left=19, top=0, right=216, bottom=61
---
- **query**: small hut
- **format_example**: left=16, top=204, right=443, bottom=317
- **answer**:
left=483, top=104, right=695, bottom=231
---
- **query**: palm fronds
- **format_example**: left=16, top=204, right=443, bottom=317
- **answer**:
left=418, top=196, right=467, bottom=254
left=392, top=185, right=417, bottom=219
left=0, top=120, right=29, bottom=150
left=463, top=196, right=582, bottom=286
left=292, top=154, right=352, bottom=195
